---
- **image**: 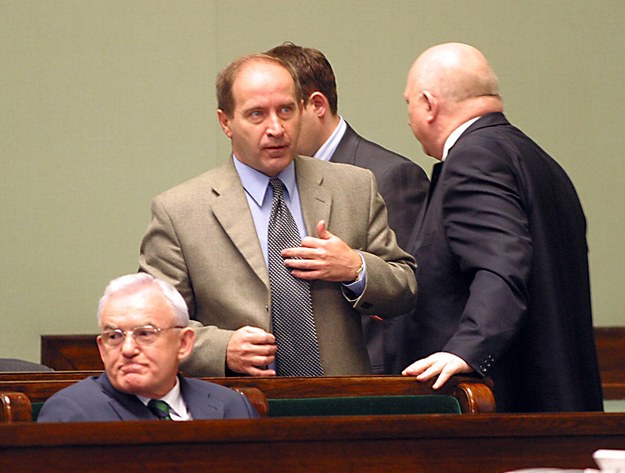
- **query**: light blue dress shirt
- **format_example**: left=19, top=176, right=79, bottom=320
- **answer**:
left=233, top=157, right=306, bottom=266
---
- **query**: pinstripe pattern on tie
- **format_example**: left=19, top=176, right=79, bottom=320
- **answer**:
left=267, top=178, right=323, bottom=376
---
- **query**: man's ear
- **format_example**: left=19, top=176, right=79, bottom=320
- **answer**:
left=96, top=335, right=106, bottom=360
left=422, top=90, right=439, bottom=124
left=308, top=92, right=329, bottom=118
left=177, top=327, right=196, bottom=361
left=217, top=109, right=233, bottom=138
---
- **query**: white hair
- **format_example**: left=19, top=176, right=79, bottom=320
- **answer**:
left=96, top=273, right=189, bottom=326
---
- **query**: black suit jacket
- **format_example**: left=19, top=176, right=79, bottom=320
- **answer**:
left=404, top=112, right=603, bottom=412
left=330, top=123, right=429, bottom=373
left=37, top=372, right=259, bottom=422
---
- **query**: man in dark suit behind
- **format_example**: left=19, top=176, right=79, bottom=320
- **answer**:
left=401, top=42, right=603, bottom=412
left=38, top=273, right=258, bottom=422
left=266, top=43, right=429, bottom=373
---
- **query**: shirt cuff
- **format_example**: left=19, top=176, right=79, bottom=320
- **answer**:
left=342, top=251, right=366, bottom=296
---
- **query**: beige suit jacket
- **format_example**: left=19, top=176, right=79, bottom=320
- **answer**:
left=139, top=155, right=417, bottom=376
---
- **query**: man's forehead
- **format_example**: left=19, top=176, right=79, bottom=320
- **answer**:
left=235, top=60, right=294, bottom=90
left=100, top=289, right=171, bottom=322
left=234, top=73, right=297, bottom=110
left=238, top=56, right=290, bottom=76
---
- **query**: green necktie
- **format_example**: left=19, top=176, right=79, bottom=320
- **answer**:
left=148, top=399, right=172, bottom=420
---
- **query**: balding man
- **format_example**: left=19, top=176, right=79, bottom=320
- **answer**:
left=139, top=53, right=417, bottom=378
left=401, top=43, right=603, bottom=412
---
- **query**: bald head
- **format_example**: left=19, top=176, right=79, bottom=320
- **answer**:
left=410, top=42, right=499, bottom=102
left=404, top=43, right=503, bottom=159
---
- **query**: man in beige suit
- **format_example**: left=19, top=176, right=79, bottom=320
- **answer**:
left=139, top=53, right=417, bottom=377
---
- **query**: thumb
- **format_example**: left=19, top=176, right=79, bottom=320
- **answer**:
left=316, top=220, right=333, bottom=240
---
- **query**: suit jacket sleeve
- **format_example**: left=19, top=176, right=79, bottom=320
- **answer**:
left=347, top=170, right=418, bottom=317
left=37, top=394, right=91, bottom=422
left=441, top=143, right=531, bottom=374
left=374, top=158, right=429, bottom=250
left=140, top=197, right=195, bottom=312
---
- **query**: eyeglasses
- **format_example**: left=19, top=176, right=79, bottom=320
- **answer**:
left=100, top=325, right=184, bottom=347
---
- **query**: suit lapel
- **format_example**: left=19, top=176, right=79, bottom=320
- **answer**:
left=208, top=156, right=332, bottom=284
left=329, top=123, right=358, bottom=165
left=294, top=156, right=332, bottom=236
left=180, top=377, right=225, bottom=420
left=98, top=373, right=154, bottom=420
left=210, top=160, right=269, bottom=287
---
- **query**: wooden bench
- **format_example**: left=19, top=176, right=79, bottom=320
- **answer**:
left=0, top=386, right=268, bottom=422
left=40, top=327, right=625, bottom=400
left=0, top=374, right=495, bottom=419
left=1, top=412, right=624, bottom=472
left=203, top=375, right=495, bottom=414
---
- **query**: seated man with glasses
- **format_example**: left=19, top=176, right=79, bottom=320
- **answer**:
left=38, top=273, right=259, bottom=422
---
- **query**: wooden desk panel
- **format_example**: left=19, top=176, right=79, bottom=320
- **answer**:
left=40, top=335, right=102, bottom=370
left=594, top=327, right=625, bottom=399
left=1, top=413, right=623, bottom=472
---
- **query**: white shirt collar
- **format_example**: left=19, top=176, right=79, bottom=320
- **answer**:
left=314, top=116, right=347, bottom=161
left=137, top=376, right=191, bottom=420
left=442, top=116, right=481, bottom=161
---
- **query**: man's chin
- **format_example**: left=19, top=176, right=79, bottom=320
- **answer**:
left=261, top=154, right=294, bottom=176
left=115, top=374, right=149, bottom=395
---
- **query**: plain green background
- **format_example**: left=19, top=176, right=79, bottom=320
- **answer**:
left=2, top=0, right=624, bottom=364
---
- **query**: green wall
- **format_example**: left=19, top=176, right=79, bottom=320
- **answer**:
left=2, top=0, right=624, bottom=363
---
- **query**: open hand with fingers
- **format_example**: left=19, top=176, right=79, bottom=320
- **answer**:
left=402, top=352, right=473, bottom=389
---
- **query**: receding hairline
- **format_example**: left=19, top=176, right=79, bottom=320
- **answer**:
left=216, top=53, right=303, bottom=116
left=236, top=54, right=293, bottom=76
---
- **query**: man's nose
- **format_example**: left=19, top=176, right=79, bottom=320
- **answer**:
left=121, top=331, right=138, bottom=353
left=266, top=113, right=284, bottom=136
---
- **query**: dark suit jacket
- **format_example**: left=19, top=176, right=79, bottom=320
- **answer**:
left=139, top=155, right=417, bottom=376
left=404, top=112, right=603, bottom=412
left=331, top=124, right=429, bottom=250
left=330, top=124, right=429, bottom=373
left=37, top=373, right=259, bottom=422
